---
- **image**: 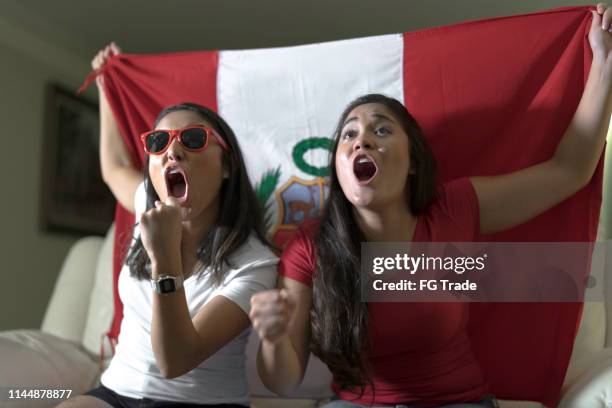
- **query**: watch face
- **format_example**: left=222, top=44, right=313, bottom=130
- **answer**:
left=159, top=278, right=176, bottom=293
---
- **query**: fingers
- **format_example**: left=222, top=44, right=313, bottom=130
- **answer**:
left=139, top=211, right=148, bottom=227
left=250, top=290, right=292, bottom=343
left=149, top=200, right=180, bottom=224
left=153, top=198, right=182, bottom=212
left=279, top=288, right=296, bottom=314
left=91, top=43, right=120, bottom=70
left=110, top=42, right=122, bottom=55
left=592, top=12, right=602, bottom=38
left=279, top=288, right=288, bottom=301
left=251, top=290, right=288, bottom=313
left=594, top=3, right=611, bottom=30
left=604, top=6, right=612, bottom=30
left=91, top=50, right=103, bottom=70
left=591, top=4, right=612, bottom=36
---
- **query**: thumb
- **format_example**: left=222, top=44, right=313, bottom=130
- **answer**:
left=110, top=42, right=121, bottom=55
left=165, top=196, right=181, bottom=208
left=279, top=289, right=296, bottom=315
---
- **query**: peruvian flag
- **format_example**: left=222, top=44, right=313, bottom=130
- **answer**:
left=91, top=6, right=602, bottom=407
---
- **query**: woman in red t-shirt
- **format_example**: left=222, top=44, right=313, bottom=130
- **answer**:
left=250, top=4, right=612, bottom=407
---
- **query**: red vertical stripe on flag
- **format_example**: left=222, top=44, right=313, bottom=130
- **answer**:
left=403, top=6, right=600, bottom=406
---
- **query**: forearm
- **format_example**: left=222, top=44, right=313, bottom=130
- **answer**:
left=553, top=54, right=612, bottom=185
left=150, top=260, right=202, bottom=378
left=98, top=86, right=141, bottom=213
left=257, top=336, right=305, bottom=396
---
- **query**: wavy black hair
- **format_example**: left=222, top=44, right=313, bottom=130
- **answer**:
left=311, top=94, right=438, bottom=395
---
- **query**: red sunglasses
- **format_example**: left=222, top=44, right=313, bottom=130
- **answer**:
left=140, top=125, right=229, bottom=155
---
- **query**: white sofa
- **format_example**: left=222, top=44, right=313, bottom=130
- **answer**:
left=1, top=224, right=611, bottom=408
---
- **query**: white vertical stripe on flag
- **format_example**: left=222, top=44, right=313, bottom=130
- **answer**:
left=218, top=34, right=403, bottom=178
left=218, top=34, right=404, bottom=237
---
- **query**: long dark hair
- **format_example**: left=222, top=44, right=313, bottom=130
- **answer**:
left=124, top=103, right=269, bottom=284
left=311, top=94, right=438, bottom=394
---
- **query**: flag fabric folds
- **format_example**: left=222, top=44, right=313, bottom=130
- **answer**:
left=96, top=6, right=601, bottom=406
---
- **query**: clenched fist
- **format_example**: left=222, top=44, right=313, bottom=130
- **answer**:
left=250, top=289, right=296, bottom=344
left=140, top=197, right=183, bottom=269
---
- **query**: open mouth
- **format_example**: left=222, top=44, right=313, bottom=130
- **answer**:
left=164, top=166, right=188, bottom=201
left=353, top=154, right=378, bottom=184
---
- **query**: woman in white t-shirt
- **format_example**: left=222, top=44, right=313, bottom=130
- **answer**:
left=59, top=44, right=277, bottom=408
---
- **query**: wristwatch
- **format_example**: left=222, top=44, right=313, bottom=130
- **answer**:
left=150, top=275, right=184, bottom=294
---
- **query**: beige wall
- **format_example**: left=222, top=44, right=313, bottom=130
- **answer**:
left=0, top=41, right=94, bottom=330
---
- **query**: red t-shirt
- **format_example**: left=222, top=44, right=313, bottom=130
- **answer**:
left=279, top=177, right=490, bottom=406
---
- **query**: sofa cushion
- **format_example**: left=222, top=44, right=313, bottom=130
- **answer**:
left=565, top=301, right=606, bottom=385
left=558, top=349, right=612, bottom=408
left=0, top=330, right=98, bottom=407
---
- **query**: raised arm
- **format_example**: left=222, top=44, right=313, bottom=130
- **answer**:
left=93, top=43, right=141, bottom=213
left=472, top=4, right=612, bottom=235
left=141, top=197, right=253, bottom=378
left=250, top=277, right=313, bottom=396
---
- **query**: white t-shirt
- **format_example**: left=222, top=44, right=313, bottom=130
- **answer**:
left=101, top=192, right=278, bottom=404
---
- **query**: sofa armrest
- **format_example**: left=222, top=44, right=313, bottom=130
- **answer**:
left=82, top=224, right=115, bottom=357
left=558, top=347, right=612, bottom=408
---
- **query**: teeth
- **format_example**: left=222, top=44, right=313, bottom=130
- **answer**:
left=358, top=157, right=372, bottom=164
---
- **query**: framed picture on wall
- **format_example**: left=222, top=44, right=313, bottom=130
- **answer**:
left=39, top=84, right=115, bottom=236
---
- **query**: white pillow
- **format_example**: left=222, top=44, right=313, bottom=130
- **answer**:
left=0, top=330, right=98, bottom=407
left=81, top=225, right=115, bottom=357
left=41, top=237, right=103, bottom=343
